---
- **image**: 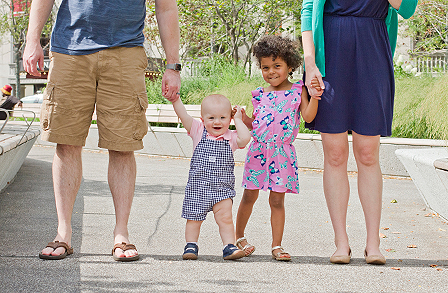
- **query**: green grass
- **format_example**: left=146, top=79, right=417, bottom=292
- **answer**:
left=146, top=58, right=448, bottom=140
left=393, top=74, right=448, bottom=140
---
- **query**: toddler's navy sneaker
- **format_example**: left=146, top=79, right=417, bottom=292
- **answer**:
left=182, top=243, right=198, bottom=260
left=223, top=244, right=245, bottom=260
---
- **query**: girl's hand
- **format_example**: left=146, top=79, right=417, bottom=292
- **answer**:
left=310, top=77, right=324, bottom=100
left=233, top=105, right=243, bottom=120
left=234, top=107, right=254, bottom=130
left=305, top=64, right=325, bottom=97
left=311, top=77, right=322, bottom=91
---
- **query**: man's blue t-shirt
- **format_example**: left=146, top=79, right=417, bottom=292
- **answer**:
left=50, top=0, right=146, bottom=55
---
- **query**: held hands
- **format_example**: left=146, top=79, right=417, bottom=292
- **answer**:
left=305, top=64, right=325, bottom=98
left=162, top=69, right=181, bottom=103
left=310, top=77, right=323, bottom=100
left=233, top=105, right=243, bottom=120
left=233, top=105, right=253, bottom=130
left=232, top=105, right=252, bottom=148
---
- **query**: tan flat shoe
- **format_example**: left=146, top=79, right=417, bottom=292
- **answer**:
left=330, top=248, right=351, bottom=264
left=364, top=249, right=386, bottom=265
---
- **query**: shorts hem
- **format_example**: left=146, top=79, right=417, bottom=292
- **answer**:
left=99, top=139, right=143, bottom=152
left=41, top=131, right=86, bottom=146
left=242, top=185, right=298, bottom=194
left=182, top=214, right=207, bottom=221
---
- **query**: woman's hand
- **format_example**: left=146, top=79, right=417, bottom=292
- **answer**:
left=388, top=0, right=402, bottom=10
left=302, top=30, right=325, bottom=97
left=310, top=77, right=323, bottom=99
left=305, top=63, right=324, bottom=97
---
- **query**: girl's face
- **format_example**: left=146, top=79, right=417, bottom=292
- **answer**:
left=260, top=56, right=291, bottom=90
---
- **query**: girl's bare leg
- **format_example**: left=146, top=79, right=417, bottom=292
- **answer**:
left=235, top=189, right=259, bottom=251
left=269, top=191, right=286, bottom=256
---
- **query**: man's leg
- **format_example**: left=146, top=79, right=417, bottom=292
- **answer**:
left=41, top=144, right=83, bottom=256
left=108, top=150, right=138, bottom=258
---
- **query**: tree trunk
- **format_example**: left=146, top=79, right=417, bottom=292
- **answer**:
left=15, top=47, right=21, bottom=99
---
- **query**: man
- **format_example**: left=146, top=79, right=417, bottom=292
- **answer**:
left=23, top=0, right=181, bottom=261
left=0, top=85, right=21, bottom=120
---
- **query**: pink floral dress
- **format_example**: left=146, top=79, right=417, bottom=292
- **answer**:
left=242, top=81, right=303, bottom=194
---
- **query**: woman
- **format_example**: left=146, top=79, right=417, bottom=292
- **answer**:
left=301, top=0, right=417, bottom=264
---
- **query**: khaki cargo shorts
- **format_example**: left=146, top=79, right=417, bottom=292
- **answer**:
left=40, top=46, right=149, bottom=151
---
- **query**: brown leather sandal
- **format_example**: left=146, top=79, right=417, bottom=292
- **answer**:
left=39, top=241, right=74, bottom=260
left=112, top=242, right=139, bottom=262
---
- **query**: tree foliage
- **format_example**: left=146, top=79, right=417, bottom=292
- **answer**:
left=403, top=0, right=448, bottom=52
left=0, top=0, right=55, bottom=97
left=145, top=0, right=302, bottom=74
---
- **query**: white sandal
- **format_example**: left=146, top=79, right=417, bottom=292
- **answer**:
left=271, top=246, right=291, bottom=261
left=236, top=237, right=255, bottom=256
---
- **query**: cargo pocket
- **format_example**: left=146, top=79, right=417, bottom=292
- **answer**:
left=40, top=83, right=55, bottom=131
left=133, top=94, right=149, bottom=140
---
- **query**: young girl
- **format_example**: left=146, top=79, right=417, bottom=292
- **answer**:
left=235, top=35, right=322, bottom=261
left=170, top=94, right=251, bottom=260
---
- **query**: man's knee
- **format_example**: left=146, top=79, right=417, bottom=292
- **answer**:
left=56, top=144, right=83, bottom=157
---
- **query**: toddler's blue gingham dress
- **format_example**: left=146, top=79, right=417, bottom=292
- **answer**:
left=182, top=128, right=236, bottom=221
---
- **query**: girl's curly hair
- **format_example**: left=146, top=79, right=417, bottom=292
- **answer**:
left=253, top=35, right=302, bottom=74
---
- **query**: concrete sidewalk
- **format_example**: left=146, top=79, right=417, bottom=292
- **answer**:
left=0, top=145, right=447, bottom=292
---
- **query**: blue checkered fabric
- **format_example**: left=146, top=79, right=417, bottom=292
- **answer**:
left=182, top=128, right=236, bottom=221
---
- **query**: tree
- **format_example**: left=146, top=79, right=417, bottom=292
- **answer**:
left=404, top=0, right=448, bottom=53
left=210, top=0, right=301, bottom=71
left=145, top=0, right=302, bottom=76
left=145, top=0, right=215, bottom=60
left=0, top=0, right=54, bottom=98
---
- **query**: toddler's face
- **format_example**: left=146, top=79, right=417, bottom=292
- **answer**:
left=201, top=102, right=232, bottom=137
left=260, top=56, right=291, bottom=88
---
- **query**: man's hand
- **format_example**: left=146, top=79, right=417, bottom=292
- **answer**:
left=162, top=69, right=181, bottom=103
left=23, top=40, right=44, bottom=77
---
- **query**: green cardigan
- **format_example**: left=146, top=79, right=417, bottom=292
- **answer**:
left=301, top=0, right=418, bottom=77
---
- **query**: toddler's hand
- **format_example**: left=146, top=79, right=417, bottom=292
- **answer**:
left=164, top=85, right=180, bottom=103
left=233, top=105, right=242, bottom=120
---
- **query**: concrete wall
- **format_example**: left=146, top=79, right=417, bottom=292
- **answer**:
left=35, top=125, right=448, bottom=177
left=0, top=125, right=40, bottom=192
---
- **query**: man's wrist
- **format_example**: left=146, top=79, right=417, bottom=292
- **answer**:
left=166, top=63, right=182, bottom=72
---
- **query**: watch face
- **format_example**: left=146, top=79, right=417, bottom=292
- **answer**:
left=167, top=63, right=182, bottom=71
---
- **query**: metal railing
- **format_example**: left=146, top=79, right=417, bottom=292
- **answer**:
left=0, top=108, right=37, bottom=146
left=413, top=51, right=448, bottom=74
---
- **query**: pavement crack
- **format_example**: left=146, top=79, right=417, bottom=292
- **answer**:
left=146, top=185, right=173, bottom=246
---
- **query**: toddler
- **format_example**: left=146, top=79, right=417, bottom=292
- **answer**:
left=171, top=94, right=251, bottom=260
left=235, top=35, right=322, bottom=261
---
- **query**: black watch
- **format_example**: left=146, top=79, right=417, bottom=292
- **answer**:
left=166, top=63, right=182, bottom=72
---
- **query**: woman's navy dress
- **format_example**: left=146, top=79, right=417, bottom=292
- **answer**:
left=309, top=0, right=394, bottom=136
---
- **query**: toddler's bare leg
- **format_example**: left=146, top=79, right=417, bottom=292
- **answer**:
left=213, top=198, right=236, bottom=245
left=185, top=220, right=203, bottom=243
